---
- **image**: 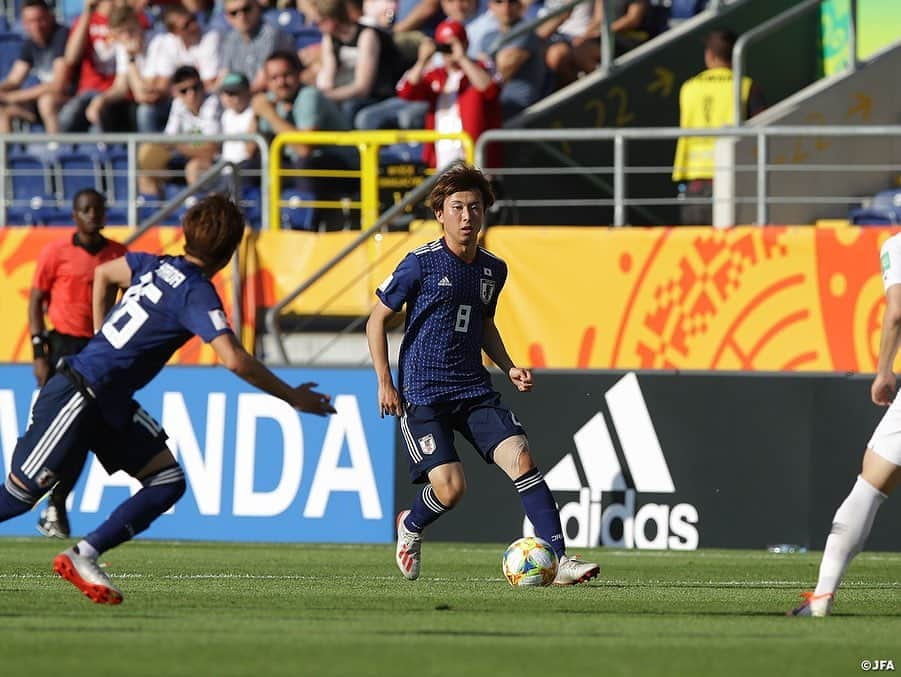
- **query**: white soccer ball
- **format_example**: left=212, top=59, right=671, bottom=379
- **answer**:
left=502, top=536, right=558, bottom=587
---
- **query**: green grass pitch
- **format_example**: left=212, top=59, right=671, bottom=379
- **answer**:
left=1, top=538, right=898, bottom=676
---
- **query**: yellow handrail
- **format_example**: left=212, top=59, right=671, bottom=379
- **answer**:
left=268, top=130, right=474, bottom=231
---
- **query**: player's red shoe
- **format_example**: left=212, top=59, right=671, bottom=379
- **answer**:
left=787, top=591, right=833, bottom=617
left=395, top=510, right=422, bottom=580
left=53, top=547, right=123, bottom=605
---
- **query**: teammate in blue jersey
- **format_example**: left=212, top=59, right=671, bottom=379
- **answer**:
left=366, top=162, right=600, bottom=585
left=0, top=195, right=335, bottom=605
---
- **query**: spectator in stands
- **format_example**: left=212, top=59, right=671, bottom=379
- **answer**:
left=397, top=19, right=501, bottom=168
left=548, top=0, right=651, bottom=85
left=59, top=0, right=121, bottom=132
left=252, top=50, right=354, bottom=225
left=471, top=0, right=546, bottom=120
left=252, top=49, right=349, bottom=163
left=138, top=65, right=221, bottom=198
left=146, top=4, right=221, bottom=94
left=355, top=0, right=477, bottom=130
left=536, top=0, right=596, bottom=87
left=0, top=0, right=70, bottom=134
left=85, top=5, right=165, bottom=133
left=29, top=188, right=128, bottom=540
left=308, top=0, right=405, bottom=122
left=672, top=28, right=766, bottom=225
left=182, top=0, right=218, bottom=30
left=220, top=0, right=296, bottom=93
left=392, top=0, right=442, bottom=34
left=219, top=71, right=259, bottom=178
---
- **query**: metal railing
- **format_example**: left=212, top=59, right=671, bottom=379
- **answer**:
left=474, top=125, right=901, bottom=227
left=268, top=130, right=473, bottom=231
left=733, top=0, right=857, bottom=124
left=0, top=132, right=269, bottom=228
left=264, top=164, right=453, bottom=364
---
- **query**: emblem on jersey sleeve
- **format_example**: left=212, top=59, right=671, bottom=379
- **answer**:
left=882, top=251, right=891, bottom=274
left=208, top=309, right=230, bottom=331
left=480, top=278, right=496, bottom=304
left=418, top=434, right=437, bottom=455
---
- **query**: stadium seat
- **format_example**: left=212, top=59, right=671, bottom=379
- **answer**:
left=56, top=151, right=103, bottom=201
left=849, top=189, right=901, bottom=225
left=0, top=32, right=24, bottom=79
left=293, top=26, right=322, bottom=51
left=6, top=152, right=66, bottom=225
left=280, top=188, right=316, bottom=231
left=0, top=16, right=8, bottom=32
left=265, top=8, right=306, bottom=33
left=670, top=0, right=707, bottom=19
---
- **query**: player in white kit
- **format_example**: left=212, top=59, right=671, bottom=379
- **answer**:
left=790, top=232, right=901, bottom=616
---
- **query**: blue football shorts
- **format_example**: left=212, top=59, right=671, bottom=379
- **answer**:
left=399, top=392, right=526, bottom=484
left=10, top=370, right=169, bottom=496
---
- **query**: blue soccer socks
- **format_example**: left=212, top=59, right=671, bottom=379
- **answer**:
left=405, top=485, right=449, bottom=533
left=515, top=468, right=566, bottom=559
left=84, top=465, right=186, bottom=555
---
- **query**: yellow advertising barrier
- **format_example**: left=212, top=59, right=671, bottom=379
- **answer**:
left=268, top=130, right=473, bottom=231
left=2, top=224, right=898, bottom=373
left=0, top=226, right=251, bottom=365
left=485, top=226, right=899, bottom=372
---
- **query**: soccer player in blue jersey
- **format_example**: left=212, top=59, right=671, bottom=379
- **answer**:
left=366, top=162, right=600, bottom=585
left=0, top=195, right=335, bottom=605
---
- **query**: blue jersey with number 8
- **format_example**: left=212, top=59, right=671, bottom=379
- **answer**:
left=68, top=252, right=232, bottom=425
left=376, top=238, right=507, bottom=405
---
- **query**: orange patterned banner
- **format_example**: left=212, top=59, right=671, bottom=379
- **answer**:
left=486, top=226, right=899, bottom=372
left=0, top=226, right=247, bottom=365
left=1, top=225, right=897, bottom=372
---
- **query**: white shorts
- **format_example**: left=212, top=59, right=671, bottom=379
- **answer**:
left=866, top=398, right=901, bottom=465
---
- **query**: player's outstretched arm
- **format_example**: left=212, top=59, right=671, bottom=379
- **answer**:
left=873, top=285, right=901, bottom=405
left=92, top=257, right=133, bottom=332
left=482, top=317, right=532, bottom=392
left=365, top=301, right=401, bottom=417
left=210, top=333, right=336, bottom=416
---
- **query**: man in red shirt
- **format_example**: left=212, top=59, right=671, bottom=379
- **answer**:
left=59, top=0, right=148, bottom=132
left=30, top=188, right=128, bottom=538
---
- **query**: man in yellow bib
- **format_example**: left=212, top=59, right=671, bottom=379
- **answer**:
left=672, top=29, right=766, bottom=225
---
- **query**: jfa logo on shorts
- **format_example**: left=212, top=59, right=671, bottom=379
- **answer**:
left=480, top=279, right=496, bottom=304
left=418, top=434, right=437, bottom=455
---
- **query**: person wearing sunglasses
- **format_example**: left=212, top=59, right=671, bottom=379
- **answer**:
left=219, top=0, right=295, bottom=94
left=144, top=4, right=222, bottom=98
left=137, top=66, right=222, bottom=199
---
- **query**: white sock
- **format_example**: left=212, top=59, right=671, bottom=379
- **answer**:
left=814, top=475, right=886, bottom=596
left=76, top=539, right=99, bottom=561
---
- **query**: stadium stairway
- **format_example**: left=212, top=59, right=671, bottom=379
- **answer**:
left=499, top=0, right=824, bottom=227
left=732, top=37, right=901, bottom=226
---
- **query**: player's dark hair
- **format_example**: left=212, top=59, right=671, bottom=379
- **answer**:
left=429, top=162, right=494, bottom=212
left=266, top=49, right=303, bottom=74
left=183, top=195, right=245, bottom=268
left=73, top=188, right=106, bottom=209
left=705, top=29, right=737, bottom=64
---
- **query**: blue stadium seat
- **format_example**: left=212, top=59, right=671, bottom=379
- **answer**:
left=670, top=0, right=707, bottom=19
left=849, top=188, right=901, bottom=225
left=294, top=26, right=322, bottom=51
left=280, top=188, right=315, bottom=230
left=0, top=32, right=23, bottom=79
left=6, top=152, right=66, bottom=225
left=56, top=151, right=103, bottom=201
left=266, top=8, right=306, bottom=33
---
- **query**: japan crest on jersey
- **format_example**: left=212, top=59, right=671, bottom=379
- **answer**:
left=480, top=278, right=495, bottom=304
